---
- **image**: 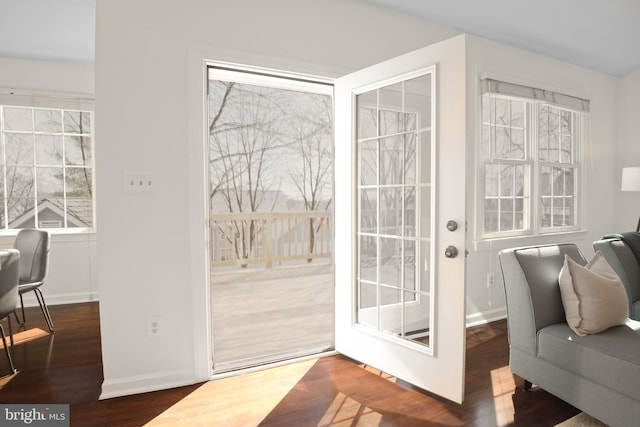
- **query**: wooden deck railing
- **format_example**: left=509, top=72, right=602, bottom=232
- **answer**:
left=210, top=211, right=332, bottom=268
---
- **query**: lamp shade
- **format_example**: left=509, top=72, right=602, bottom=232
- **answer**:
left=621, top=167, right=640, bottom=192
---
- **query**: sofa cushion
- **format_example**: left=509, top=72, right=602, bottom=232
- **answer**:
left=633, top=300, right=640, bottom=321
left=559, top=251, right=629, bottom=336
left=537, top=321, right=640, bottom=402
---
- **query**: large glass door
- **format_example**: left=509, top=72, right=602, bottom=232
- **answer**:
left=334, top=37, right=467, bottom=403
left=207, top=66, right=334, bottom=372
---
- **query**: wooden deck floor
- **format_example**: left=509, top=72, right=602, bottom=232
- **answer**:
left=211, top=263, right=334, bottom=371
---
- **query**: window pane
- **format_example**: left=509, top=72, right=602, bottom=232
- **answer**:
left=495, top=98, right=510, bottom=126
left=358, top=92, right=377, bottom=139
left=380, top=237, right=402, bottom=287
left=540, top=166, right=552, bottom=197
left=360, top=189, right=377, bottom=234
left=403, top=240, right=416, bottom=290
left=484, top=199, right=498, bottom=233
left=6, top=167, right=34, bottom=199
left=541, top=198, right=551, bottom=228
left=419, top=186, right=431, bottom=239
left=561, top=136, right=572, bottom=163
left=511, top=101, right=524, bottom=127
left=404, top=132, right=416, bottom=184
left=404, top=188, right=415, bottom=234
left=380, top=187, right=402, bottom=236
left=5, top=134, right=33, bottom=165
left=379, top=237, right=402, bottom=288
left=418, top=131, right=431, bottom=184
left=379, top=82, right=403, bottom=134
left=37, top=167, right=64, bottom=198
left=34, top=109, right=62, bottom=133
left=7, top=199, right=35, bottom=228
left=359, top=235, right=377, bottom=282
left=64, top=111, right=91, bottom=134
left=379, top=237, right=401, bottom=288
left=500, top=164, right=514, bottom=197
left=35, top=135, right=63, bottom=166
left=65, top=135, right=92, bottom=167
left=4, top=107, right=33, bottom=131
left=539, top=131, right=549, bottom=161
left=358, top=281, right=377, bottom=329
left=495, top=127, right=510, bottom=158
left=380, top=136, right=403, bottom=185
left=485, top=164, right=500, bottom=197
left=500, top=199, right=514, bottom=230
left=404, top=74, right=431, bottom=132
left=380, top=109, right=402, bottom=136
left=66, top=167, right=93, bottom=197
left=359, top=140, right=377, bottom=186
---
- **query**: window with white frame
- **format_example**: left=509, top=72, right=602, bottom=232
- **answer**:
left=0, top=101, right=94, bottom=231
left=480, top=79, right=589, bottom=238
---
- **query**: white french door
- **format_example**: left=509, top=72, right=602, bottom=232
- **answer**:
left=334, top=36, right=467, bottom=403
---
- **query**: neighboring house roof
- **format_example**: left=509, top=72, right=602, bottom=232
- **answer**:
left=9, top=198, right=92, bottom=229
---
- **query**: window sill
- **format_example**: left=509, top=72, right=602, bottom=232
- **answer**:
left=472, top=229, right=590, bottom=253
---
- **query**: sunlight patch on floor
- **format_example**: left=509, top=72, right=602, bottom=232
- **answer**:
left=0, top=327, right=49, bottom=348
left=144, top=358, right=318, bottom=426
left=318, top=392, right=382, bottom=426
left=491, top=365, right=516, bottom=426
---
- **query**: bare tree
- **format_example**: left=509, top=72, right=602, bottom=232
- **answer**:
left=287, top=95, right=333, bottom=259
left=209, top=81, right=289, bottom=264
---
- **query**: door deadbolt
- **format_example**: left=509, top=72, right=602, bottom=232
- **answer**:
left=446, top=220, right=458, bottom=232
left=445, top=246, right=459, bottom=258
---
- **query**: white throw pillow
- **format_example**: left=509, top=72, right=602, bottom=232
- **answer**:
left=558, top=251, right=629, bottom=336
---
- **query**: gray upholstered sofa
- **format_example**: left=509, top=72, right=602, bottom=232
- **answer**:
left=498, top=244, right=640, bottom=427
left=594, top=235, right=640, bottom=320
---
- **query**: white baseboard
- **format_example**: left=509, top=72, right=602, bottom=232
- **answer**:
left=100, top=370, right=197, bottom=400
left=19, top=291, right=99, bottom=307
left=466, top=306, right=507, bottom=328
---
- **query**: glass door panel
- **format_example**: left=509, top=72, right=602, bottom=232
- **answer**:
left=356, top=72, right=434, bottom=349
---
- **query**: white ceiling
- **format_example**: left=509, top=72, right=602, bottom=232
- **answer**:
left=0, top=0, right=95, bottom=63
left=367, top=0, right=640, bottom=77
left=0, top=0, right=639, bottom=76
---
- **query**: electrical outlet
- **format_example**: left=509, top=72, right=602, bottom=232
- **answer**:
left=486, top=272, right=495, bottom=288
left=147, top=317, right=161, bottom=338
left=125, top=173, right=156, bottom=194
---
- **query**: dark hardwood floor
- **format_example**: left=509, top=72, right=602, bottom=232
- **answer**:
left=0, top=302, right=580, bottom=426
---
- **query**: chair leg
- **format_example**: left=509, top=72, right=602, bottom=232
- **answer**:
left=13, top=293, right=26, bottom=326
left=8, top=316, right=13, bottom=348
left=34, top=289, right=54, bottom=333
left=0, top=324, right=16, bottom=375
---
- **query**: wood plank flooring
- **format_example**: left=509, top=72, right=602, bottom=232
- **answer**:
left=0, top=302, right=581, bottom=426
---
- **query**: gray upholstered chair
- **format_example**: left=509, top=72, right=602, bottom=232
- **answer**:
left=13, top=229, right=53, bottom=332
left=0, top=249, right=21, bottom=374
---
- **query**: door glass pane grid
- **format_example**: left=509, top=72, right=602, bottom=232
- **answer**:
left=355, top=71, right=433, bottom=349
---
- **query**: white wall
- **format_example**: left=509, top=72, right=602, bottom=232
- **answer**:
left=95, top=0, right=460, bottom=398
left=95, top=0, right=624, bottom=398
left=616, top=68, right=640, bottom=230
left=464, top=36, right=618, bottom=324
left=0, top=57, right=98, bottom=306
